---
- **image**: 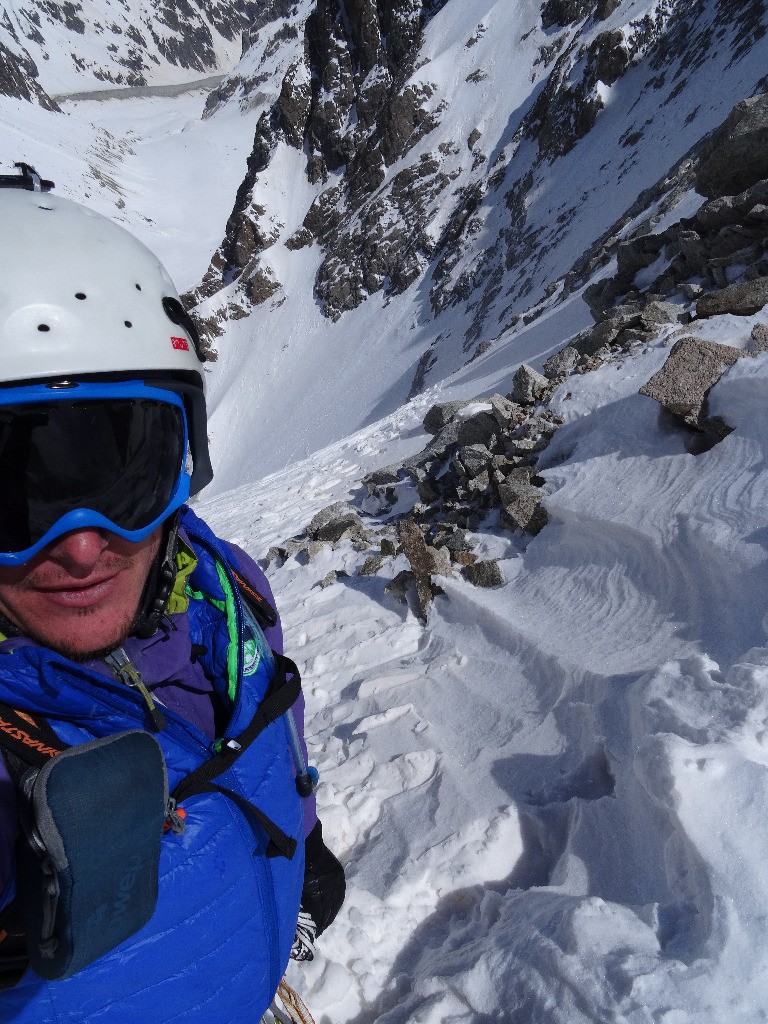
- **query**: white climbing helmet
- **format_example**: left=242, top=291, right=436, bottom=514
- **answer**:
left=0, top=166, right=213, bottom=494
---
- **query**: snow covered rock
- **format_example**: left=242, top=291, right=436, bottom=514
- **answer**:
left=307, top=501, right=371, bottom=545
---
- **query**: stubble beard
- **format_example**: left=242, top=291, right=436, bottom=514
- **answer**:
left=19, top=601, right=140, bottom=663
left=1, top=552, right=145, bottom=662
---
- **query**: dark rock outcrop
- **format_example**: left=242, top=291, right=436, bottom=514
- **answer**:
left=0, top=42, right=58, bottom=109
left=195, top=0, right=449, bottom=319
left=696, top=277, right=768, bottom=319
left=397, top=519, right=452, bottom=619
left=462, top=559, right=503, bottom=587
left=511, top=364, right=551, bottom=405
left=363, top=386, right=556, bottom=549
left=696, top=94, right=768, bottom=199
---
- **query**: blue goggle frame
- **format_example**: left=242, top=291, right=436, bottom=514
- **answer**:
left=0, top=380, right=190, bottom=565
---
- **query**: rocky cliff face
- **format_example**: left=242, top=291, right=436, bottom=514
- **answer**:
left=0, top=0, right=274, bottom=98
left=191, top=0, right=768, bottom=399
left=192, top=0, right=451, bottom=317
left=3, top=0, right=766, bottom=459
left=0, top=35, right=59, bottom=109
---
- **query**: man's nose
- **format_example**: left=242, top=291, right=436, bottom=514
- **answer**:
left=47, top=529, right=111, bottom=575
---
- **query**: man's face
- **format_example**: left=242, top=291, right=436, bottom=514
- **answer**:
left=0, top=527, right=162, bottom=660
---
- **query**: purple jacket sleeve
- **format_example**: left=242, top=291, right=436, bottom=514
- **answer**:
left=0, top=754, right=18, bottom=911
left=225, top=543, right=318, bottom=839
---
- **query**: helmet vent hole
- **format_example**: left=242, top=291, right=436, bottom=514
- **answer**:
left=124, top=320, right=133, bottom=328
left=75, top=292, right=86, bottom=300
left=135, top=283, right=142, bottom=291
left=37, top=324, right=50, bottom=332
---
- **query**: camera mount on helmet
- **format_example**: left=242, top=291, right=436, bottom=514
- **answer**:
left=0, top=162, right=54, bottom=193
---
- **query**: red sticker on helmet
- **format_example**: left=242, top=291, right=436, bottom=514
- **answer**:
left=171, top=336, right=190, bottom=351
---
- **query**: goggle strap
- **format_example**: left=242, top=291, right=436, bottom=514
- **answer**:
left=134, top=514, right=181, bottom=639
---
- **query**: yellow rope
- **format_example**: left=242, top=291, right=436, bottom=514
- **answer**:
left=276, top=980, right=316, bottom=1024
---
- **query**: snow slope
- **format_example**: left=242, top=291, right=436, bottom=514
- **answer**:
left=199, top=318, right=768, bottom=1023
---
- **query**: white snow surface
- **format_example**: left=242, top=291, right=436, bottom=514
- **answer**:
left=196, top=335, right=768, bottom=1024
left=3, top=0, right=768, bottom=1018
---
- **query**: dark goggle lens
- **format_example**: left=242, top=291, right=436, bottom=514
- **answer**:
left=0, top=399, right=185, bottom=553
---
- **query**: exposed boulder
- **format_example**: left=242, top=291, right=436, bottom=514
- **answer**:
left=510, top=364, right=550, bottom=405
left=696, top=277, right=768, bottom=319
left=264, top=538, right=306, bottom=566
left=459, top=444, right=492, bottom=477
left=489, top=394, right=523, bottom=427
left=572, top=296, right=674, bottom=353
left=455, top=408, right=499, bottom=446
left=426, top=405, right=499, bottom=453
left=462, top=559, right=503, bottom=588
left=423, top=400, right=473, bottom=434
left=385, top=569, right=415, bottom=603
left=497, top=479, right=548, bottom=535
left=695, top=182, right=768, bottom=235
left=751, top=322, right=768, bottom=352
left=616, top=231, right=666, bottom=284
left=359, top=554, right=385, bottom=576
left=321, top=569, right=350, bottom=588
left=641, top=300, right=684, bottom=328
left=306, top=501, right=371, bottom=544
left=0, top=43, right=59, bottom=110
left=397, top=519, right=452, bottom=619
left=543, top=345, right=580, bottom=379
left=696, top=94, right=768, bottom=199
left=639, top=336, right=741, bottom=431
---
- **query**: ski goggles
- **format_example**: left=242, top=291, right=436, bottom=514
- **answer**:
left=0, top=380, right=190, bottom=565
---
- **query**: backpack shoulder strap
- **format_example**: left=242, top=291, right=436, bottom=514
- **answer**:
left=170, top=651, right=301, bottom=859
left=231, top=567, right=278, bottom=629
left=171, top=565, right=301, bottom=859
left=0, top=704, right=67, bottom=772
left=0, top=706, right=65, bottom=988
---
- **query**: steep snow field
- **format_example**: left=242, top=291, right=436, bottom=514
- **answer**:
left=198, top=313, right=768, bottom=1023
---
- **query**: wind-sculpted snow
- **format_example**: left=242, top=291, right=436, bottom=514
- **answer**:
left=196, top=333, right=768, bottom=1022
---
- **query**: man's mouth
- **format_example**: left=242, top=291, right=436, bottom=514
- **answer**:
left=34, top=572, right=121, bottom=608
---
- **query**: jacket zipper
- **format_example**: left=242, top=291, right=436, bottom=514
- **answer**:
left=43, top=661, right=212, bottom=762
left=104, top=647, right=168, bottom=732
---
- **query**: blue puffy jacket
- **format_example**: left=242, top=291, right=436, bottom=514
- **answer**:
left=0, top=507, right=306, bottom=1023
